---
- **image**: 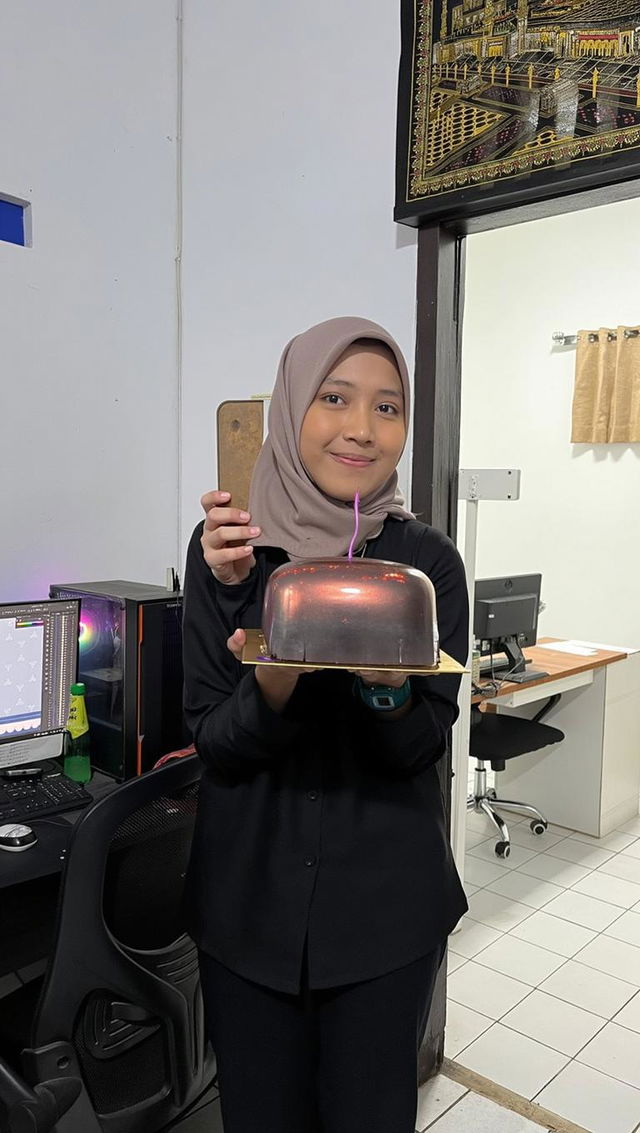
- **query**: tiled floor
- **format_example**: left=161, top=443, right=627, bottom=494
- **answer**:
left=447, top=806, right=640, bottom=1133
left=416, top=1077, right=554, bottom=1131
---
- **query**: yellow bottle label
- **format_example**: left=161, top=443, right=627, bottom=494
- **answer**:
left=67, top=694, right=89, bottom=739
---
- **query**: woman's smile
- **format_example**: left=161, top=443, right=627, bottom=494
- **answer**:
left=329, top=452, right=377, bottom=467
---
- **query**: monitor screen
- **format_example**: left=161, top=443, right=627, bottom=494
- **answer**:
left=0, top=599, right=79, bottom=742
left=473, top=574, right=542, bottom=677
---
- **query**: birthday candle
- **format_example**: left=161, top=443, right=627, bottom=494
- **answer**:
left=347, top=491, right=360, bottom=561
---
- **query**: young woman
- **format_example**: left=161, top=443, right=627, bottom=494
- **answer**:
left=182, top=316, right=468, bottom=1133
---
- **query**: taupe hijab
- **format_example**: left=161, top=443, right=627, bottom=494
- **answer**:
left=248, top=316, right=414, bottom=561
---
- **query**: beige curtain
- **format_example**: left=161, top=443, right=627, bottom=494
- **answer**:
left=572, top=327, right=640, bottom=443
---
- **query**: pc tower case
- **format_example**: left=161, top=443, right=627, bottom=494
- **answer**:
left=48, top=580, right=187, bottom=780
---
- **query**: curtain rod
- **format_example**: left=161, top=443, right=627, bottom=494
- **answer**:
left=552, top=329, right=640, bottom=347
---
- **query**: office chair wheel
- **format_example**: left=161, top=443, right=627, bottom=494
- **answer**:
left=495, top=840, right=511, bottom=859
left=530, top=820, right=547, bottom=836
left=487, top=789, right=497, bottom=799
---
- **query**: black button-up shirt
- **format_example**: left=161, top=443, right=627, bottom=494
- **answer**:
left=183, top=516, right=468, bottom=993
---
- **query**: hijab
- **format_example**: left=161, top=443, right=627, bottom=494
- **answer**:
left=248, top=316, right=414, bottom=561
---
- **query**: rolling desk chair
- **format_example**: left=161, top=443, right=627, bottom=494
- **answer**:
left=468, top=696, right=565, bottom=858
left=0, top=755, right=216, bottom=1133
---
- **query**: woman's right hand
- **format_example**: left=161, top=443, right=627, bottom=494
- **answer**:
left=200, top=490, right=261, bottom=585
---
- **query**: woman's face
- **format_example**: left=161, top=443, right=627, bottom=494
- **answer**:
left=299, top=343, right=407, bottom=502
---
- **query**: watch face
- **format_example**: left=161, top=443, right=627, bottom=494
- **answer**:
left=373, top=694, right=395, bottom=709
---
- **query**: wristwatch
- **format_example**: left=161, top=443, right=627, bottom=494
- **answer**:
left=355, top=676, right=411, bottom=712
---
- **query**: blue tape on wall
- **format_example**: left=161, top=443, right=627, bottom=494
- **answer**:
left=0, top=197, right=26, bottom=246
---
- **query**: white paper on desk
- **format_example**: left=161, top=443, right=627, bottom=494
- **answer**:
left=537, top=641, right=598, bottom=657
left=568, top=639, right=640, bottom=655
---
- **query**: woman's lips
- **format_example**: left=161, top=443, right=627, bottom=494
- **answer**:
left=329, top=453, right=375, bottom=467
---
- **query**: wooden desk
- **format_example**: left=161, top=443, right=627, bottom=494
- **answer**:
left=472, top=638, right=627, bottom=705
left=473, top=639, right=640, bottom=837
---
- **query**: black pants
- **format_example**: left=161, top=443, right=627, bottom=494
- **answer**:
left=199, top=943, right=445, bottom=1133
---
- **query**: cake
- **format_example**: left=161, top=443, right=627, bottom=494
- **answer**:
left=261, top=558, right=439, bottom=668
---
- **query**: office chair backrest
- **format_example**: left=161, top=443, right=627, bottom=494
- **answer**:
left=21, top=755, right=215, bottom=1133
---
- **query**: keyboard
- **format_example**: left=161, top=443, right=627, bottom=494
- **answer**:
left=0, top=764, right=92, bottom=824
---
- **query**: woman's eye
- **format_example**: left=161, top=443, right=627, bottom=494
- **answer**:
left=378, top=403, right=399, bottom=415
left=321, top=393, right=344, bottom=406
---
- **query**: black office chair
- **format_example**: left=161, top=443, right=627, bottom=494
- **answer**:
left=468, top=696, right=565, bottom=858
left=0, top=755, right=216, bottom=1133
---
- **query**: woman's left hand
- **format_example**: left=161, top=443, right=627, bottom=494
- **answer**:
left=350, top=669, right=410, bottom=688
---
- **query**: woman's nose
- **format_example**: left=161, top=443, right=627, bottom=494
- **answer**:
left=342, top=405, right=374, bottom=444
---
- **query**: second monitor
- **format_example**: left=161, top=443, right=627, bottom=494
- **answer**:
left=474, top=573, right=548, bottom=684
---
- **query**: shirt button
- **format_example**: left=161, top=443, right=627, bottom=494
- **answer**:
left=304, top=856, right=317, bottom=868
left=306, top=790, right=319, bottom=801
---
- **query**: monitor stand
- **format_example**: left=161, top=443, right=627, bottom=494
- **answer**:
left=504, top=668, right=548, bottom=684
left=483, top=636, right=548, bottom=684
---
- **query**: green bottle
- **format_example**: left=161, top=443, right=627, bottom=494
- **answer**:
left=64, top=683, right=92, bottom=783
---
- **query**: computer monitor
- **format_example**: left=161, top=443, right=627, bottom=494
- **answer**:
left=0, top=598, right=79, bottom=766
left=473, top=574, right=547, bottom=684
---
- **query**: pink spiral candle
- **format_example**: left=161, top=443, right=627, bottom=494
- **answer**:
left=347, top=492, right=361, bottom=561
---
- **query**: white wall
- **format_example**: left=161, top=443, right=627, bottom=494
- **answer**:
left=460, top=197, right=640, bottom=647
left=0, top=1, right=179, bottom=601
left=179, top=0, right=418, bottom=558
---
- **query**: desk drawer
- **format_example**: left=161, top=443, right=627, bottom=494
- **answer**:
left=487, top=670, right=594, bottom=708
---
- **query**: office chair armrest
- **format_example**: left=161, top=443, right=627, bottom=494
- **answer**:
left=0, top=1055, right=84, bottom=1133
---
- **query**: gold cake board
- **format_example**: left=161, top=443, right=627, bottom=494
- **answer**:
left=241, top=629, right=466, bottom=675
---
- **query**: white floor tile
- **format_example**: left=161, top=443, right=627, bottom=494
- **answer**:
left=614, top=991, right=640, bottom=1035
left=444, top=1000, right=493, bottom=1059
left=619, top=815, right=640, bottom=836
left=467, top=890, right=533, bottom=933
left=571, top=829, right=639, bottom=852
left=456, top=1022, right=569, bottom=1100
left=573, top=935, right=640, bottom=987
left=604, top=910, right=640, bottom=948
left=447, top=960, right=531, bottom=1019
left=501, top=988, right=606, bottom=1056
left=501, top=823, right=565, bottom=851
left=467, top=839, right=540, bottom=871
left=464, top=854, right=509, bottom=888
left=485, top=871, right=564, bottom=910
left=620, top=839, right=640, bottom=860
left=448, top=917, right=503, bottom=959
left=467, top=811, right=497, bottom=834
left=446, top=951, right=468, bottom=974
left=535, top=1059, right=640, bottom=1133
left=539, top=959, right=637, bottom=1018
left=517, top=854, right=592, bottom=887
left=545, top=837, right=615, bottom=869
left=598, top=853, right=640, bottom=886
left=572, top=870, right=640, bottom=909
left=464, top=883, right=480, bottom=897
left=577, top=1021, right=640, bottom=1090
left=426, top=1090, right=549, bottom=1133
left=415, top=1074, right=467, bottom=1131
left=510, top=910, right=598, bottom=958
left=465, top=826, right=495, bottom=849
left=542, top=888, right=623, bottom=931
left=473, top=934, right=564, bottom=986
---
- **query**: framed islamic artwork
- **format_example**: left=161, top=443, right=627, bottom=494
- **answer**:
left=395, top=1, right=640, bottom=225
